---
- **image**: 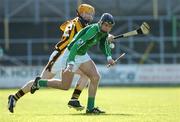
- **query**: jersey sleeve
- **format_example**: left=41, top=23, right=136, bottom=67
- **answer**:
left=67, top=25, right=98, bottom=64
left=99, top=36, right=112, bottom=59
left=55, top=22, right=76, bottom=51
left=61, top=22, right=75, bottom=43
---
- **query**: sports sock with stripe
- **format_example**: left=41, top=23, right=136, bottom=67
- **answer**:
left=14, top=89, right=25, bottom=101
left=71, top=88, right=82, bottom=100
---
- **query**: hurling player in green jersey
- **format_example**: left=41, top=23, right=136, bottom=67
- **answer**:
left=31, top=13, right=115, bottom=114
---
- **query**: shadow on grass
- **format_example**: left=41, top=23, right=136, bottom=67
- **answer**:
left=68, top=113, right=134, bottom=116
left=27, top=113, right=135, bottom=116
left=13, top=113, right=169, bottom=117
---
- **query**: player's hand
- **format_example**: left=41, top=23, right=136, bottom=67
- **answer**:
left=107, top=58, right=115, bottom=67
left=107, top=34, right=115, bottom=42
left=109, top=42, right=115, bottom=49
left=64, top=64, right=74, bottom=72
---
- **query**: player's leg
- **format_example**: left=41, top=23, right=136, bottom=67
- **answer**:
left=22, top=69, right=55, bottom=93
left=79, top=60, right=105, bottom=114
left=31, top=49, right=77, bottom=92
left=13, top=63, right=56, bottom=98
left=71, top=69, right=89, bottom=100
left=48, top=70, right=75, bottom=90
left=30, top=69, right=75, bottom=93
left=68, top=69, right=89, bottom=110
left=8, top=58, right=56, bottom=113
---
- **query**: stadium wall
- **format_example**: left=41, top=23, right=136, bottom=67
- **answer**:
left=0, top=65, right=180, bottom=88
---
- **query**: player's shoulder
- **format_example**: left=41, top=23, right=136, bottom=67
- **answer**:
left=71, top=17, right=82, bottom=27
left=71, top=17, right=79, bottom=23
left=89, top=23, right=99, bottom=28
left=59, top=17, right=79, bottom=31
left=86, top=23, right=100, bottom=31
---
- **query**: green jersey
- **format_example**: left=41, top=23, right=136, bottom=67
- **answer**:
left=67, top=23, right=112, bottom=63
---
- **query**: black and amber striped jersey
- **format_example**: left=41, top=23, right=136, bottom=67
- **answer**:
left=55, top=17, right=86, bottom=54
left=45, top=17, right=86, bottom=72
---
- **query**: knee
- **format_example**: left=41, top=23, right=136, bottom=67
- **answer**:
left=90, top=73, right=101, bottom=82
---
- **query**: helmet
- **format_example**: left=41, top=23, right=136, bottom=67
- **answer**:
left=77, top=4, right=95, bottom=15
left=99, top=13, right=115, bottom=25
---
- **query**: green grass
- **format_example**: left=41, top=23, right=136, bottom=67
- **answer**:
left=0, top=87, right=180, bottom=122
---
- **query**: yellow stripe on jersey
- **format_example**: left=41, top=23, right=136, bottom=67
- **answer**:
left=55, top=17, right=84, bottom=52
left=60, top=40, right=70, bottom=50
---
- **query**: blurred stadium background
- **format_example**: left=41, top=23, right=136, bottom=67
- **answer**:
left=0, top=0, right=180, bottom=87
left=0, top=1, right=180, bottom=122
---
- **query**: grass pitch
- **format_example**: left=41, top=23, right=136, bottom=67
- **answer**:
left=0, top=87, right=180, bottom=122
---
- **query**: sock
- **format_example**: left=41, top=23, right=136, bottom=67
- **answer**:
left=71, top=88, right=82, bottom=100
left=14, top=89, right=25, bottom=101
left=38, top=79, right=48, bottom=87
left=87, top=97, right=95, bottom=110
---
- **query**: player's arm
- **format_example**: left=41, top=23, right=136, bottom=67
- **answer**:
left=61, top=22, right=74, bottom=41
left=67, top=26, right=98, bottom=65
left=99, top=36, right=112, bottom=58
left=55, top=22, right=75, bottom=50
left=99, top=37, right=115, bottom=65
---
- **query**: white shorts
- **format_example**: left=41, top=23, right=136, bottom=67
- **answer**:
left=49, top=49, right=91, bottom=74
